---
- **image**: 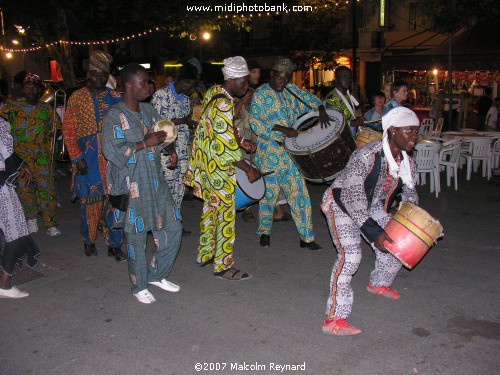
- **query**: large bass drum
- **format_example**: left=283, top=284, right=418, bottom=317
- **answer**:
left=283, top=110, right=356, bottom=182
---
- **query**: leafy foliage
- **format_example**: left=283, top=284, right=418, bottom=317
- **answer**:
left=419, top=0, right=500, bottom=34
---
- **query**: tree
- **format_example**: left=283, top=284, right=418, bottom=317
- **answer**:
left=1, top=0, right=87, bottom=86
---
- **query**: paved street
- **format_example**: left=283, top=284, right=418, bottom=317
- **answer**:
left=1, top=166, right=499, bottom=375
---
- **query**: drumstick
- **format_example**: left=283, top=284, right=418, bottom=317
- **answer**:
left=364, top=119, right=382, bottom=124
left=261, top=170, right=275, bottom=177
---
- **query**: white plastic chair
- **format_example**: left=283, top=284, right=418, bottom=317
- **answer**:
left=415, top=141, right=441, bottom=198
left=419, top=118, right=434, bottom=138
left=433, top=118, right=444, bottom=137
left=461, top=137, right=493, bottom=180
left=491, top=140, right=500, bottom=168
left=438, top=138, right=461, bottom=190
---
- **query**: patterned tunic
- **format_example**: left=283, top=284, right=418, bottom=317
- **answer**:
left=151, top=82, right=191, bottom=211
left=62, top=87, right=122, bottom=247
left=185, top=85, right=242, bottom=203
left=0, top=99, right=58, bottom=227
left=1, top=99, right=53, bottom=166
left=249, top=83, right=322, bottom=241
left=102, top=102, right=177, bottom=235
left=325, top=88, right=359, bottom=137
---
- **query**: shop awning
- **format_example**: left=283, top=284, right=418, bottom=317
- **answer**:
left=382, top=23, right=500, bottom=71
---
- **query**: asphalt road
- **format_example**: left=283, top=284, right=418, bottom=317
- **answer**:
left=1, top=166, right=499, bottom=375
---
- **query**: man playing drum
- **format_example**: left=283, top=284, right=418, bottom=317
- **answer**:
left=320, top=107, right=420, bottom=335
left=249, top=58, right=328, bottom=250
left=184, top=56, right=260, bottom=281
left=324, top=66, right=364, bottom=138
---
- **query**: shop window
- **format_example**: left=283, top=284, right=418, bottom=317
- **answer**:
left=409, top=3, right=420, bottom=30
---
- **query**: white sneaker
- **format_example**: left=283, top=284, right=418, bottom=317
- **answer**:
left=27, top=219, right=38, bottom=234
left=0, top=286, right=29, bottom=298
left=149, top=279, right=180, bottom=293
left=134, top=289, right=156, bottom=304
left=46, top=227, right=62, bottom=237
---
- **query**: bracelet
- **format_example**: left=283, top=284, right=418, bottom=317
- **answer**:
left=240, top=137, right=245, bottom=146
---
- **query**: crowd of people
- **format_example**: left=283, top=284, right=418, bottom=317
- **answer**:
left=0, top=51, right=496, bottom=335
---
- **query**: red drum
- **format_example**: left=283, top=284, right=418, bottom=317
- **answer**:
left=283, top=110, right=356, bottom=182
left=384, top=202, right=443, bottom=269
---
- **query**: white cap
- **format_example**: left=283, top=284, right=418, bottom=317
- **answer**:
left=222, top=56, right=249, bottom=80
left=382, top=107, right=419, bottom=131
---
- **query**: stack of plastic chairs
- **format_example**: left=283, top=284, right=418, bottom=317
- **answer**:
left=415, top=141, right=441, bottom=198
left=438, top=138, right=461, bottom=190
left=461, top=137, right=493, bottom=180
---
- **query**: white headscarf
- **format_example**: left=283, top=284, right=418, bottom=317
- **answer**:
left=222, top=56, right=249, bottom=81
left=381, top=107, right=419, bottom=188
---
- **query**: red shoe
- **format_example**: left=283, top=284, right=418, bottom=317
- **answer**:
left=367, top=283, right=400, bottom=299
left=322, top=316, right=361, bottom=336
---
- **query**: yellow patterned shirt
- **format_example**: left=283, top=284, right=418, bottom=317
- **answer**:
left=184, top=85, right=243, bottom=205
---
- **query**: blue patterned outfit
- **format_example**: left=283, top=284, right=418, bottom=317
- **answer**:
left=101, top=102, right=182, bottom=294
left=151, top=82, right=191, bottom=213
left=249, top=83, right=322, bottom=242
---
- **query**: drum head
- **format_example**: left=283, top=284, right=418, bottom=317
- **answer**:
left=284, top=110, right=344, bottom=152
left=154, top=119, right=178, bottom=144
left=235, top=160, right=266, bottom=200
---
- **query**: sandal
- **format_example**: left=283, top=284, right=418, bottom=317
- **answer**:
left=242, top=210, right=257, bottom=222
left=196, top=256, right=214, bottom=267
left=214, top=268, right=253, bottom=281
left=273, top=212, right=293, bottom=222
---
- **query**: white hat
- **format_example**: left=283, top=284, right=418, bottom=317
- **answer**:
left=382, top=107, right=419, bottom=131
left=381, top=107, right=419, bottom=189
left=222, top=56, right=249, bottom=80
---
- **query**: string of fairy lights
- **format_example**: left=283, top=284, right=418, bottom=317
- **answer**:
left=1, top=27, right=162, bottom=53
left=1, top=1, right=360, bottom=54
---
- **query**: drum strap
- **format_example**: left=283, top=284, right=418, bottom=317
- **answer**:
left=332, top=151, right=403, bottom=216
left=364, top=152, right=382, bottom=207
left=285, top=87, right=313, bottom=110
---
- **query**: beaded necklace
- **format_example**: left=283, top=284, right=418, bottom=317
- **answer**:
left=383, top=153, right=401, bottom=191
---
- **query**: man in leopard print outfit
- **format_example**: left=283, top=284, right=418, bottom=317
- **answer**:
left=321, top=107, right=420, bottom=335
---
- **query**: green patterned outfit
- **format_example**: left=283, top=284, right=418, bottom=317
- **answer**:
left=184, top=85, right=243, bottom=273
left=324, top=88, right=358, bottom=137
left=249, top=83, right=322, bottom=242
left=1, top=100, right=58, bottom=228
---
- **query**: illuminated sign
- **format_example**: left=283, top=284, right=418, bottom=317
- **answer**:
left=336, top=57, right=351, bottom=69
left=380, top=0, right=385, bottom=27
